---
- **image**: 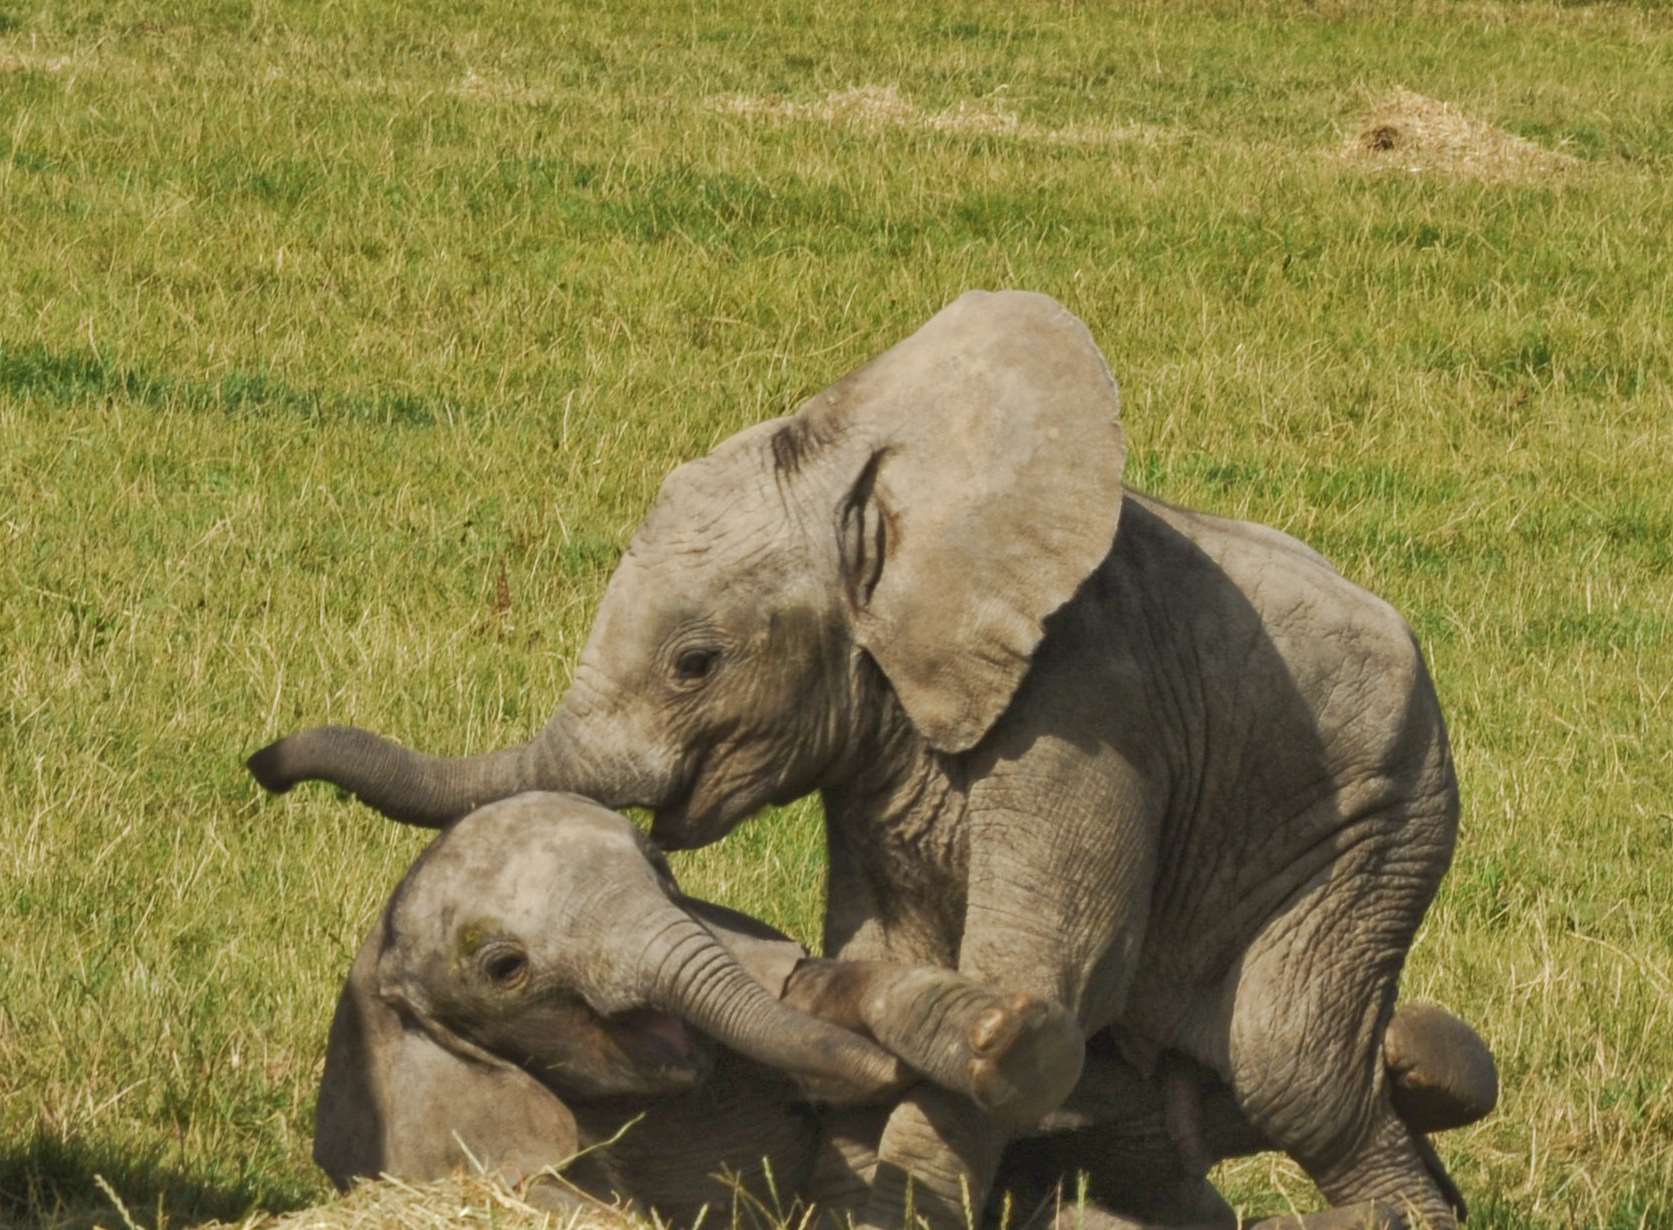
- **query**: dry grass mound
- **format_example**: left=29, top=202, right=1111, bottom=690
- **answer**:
left=1343, top=87, right=1580, bottom=182
left=184, top=1175, right=643, bottom=1230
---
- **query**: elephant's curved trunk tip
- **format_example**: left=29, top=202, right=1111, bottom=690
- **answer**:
left=247, top=738, right=302, bottom=794
left=242, top=724, right=540, bottom=830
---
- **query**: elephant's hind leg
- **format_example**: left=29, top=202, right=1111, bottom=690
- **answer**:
left=1237, top=1052, right=1454, bottom=1228
left=1222, top=894, right=1458, bottom=1227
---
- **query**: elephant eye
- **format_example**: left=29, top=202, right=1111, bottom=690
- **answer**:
left=674, top=648, right=720, bottom=682
left=481, top=947, right=530, bottom=990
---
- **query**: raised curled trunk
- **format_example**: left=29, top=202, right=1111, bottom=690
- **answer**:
left=246, top=722, right=590, bottom=828
left=638, top=909, right=904, bottom=1102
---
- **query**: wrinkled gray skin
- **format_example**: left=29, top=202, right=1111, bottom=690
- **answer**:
left=254, top=292, right=1466, bottom=1227
left=322, top=793, right=1498, bottom=1230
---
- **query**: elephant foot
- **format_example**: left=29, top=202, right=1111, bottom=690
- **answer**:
left=861, top=969, right=1083, bottom=1128
left=1384, top=1002, right=1499, bottom=1135
left=966, top=991, right=1086, bottom=1125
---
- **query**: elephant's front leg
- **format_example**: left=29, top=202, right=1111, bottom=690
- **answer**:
left=784, top=958, right=1082, bottom=1127
left=863, top=1085, right=1008, bottom=1230
left=958, top=758, right=1162, bottom=1033
left=857, top=759, right=1162, bottom=1229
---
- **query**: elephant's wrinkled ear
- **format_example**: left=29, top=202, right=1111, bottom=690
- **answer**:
left=817, top=290, right=1125, bottom=753
left=316, top=922, right=580, bottom=1191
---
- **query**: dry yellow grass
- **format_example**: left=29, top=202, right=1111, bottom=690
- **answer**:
left=1341, top=87, right=1582, bottom=183
left=709, top=84, right=1166, bottom=149
left=711, top=82, right=1588, bottom=184
left=183, top=1175, right=637, bottom=1230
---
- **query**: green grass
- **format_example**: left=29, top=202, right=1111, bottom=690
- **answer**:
left=3, top=1, right=1671, bottom=1226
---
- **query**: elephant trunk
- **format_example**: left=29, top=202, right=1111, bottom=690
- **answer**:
left=635, top=909, right=906, bottom=1103
left=246, top=723, right=590, bottom=829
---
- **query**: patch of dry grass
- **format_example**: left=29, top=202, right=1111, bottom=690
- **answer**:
left=188, top=1175, right=636, bottom=1230
left=709, top=84, right=1166, bottom=149
left=0, top=49, right=80, bottom=75
left=1341, top=87, right=1582, bottom=183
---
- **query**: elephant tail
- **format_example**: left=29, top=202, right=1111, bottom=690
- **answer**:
left=1385, top=1001, right=1499, bottom=1134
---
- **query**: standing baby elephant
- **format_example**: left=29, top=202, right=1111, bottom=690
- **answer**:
left=321, top=793, right=1499, bottom=1229
left=255, top=292, right=1469, bottom=1227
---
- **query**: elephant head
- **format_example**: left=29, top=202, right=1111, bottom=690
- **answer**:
left=347, top=792, right=905, bottom=1109
left=248, top=290, right=1126, bottom=849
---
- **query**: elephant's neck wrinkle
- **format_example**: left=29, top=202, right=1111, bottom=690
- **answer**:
left=826, top=747, right=959, bottom=836
left=826, top=692, right=959, bottom=835
left=820, top=708, right=968, bottom=962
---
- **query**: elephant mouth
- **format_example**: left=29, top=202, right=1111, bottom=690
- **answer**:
left=610, top=1008, right=711, bottom=1082
left=648, top=756, right=757, bottom=852
left=648, top=766, right=713, bottom=851
left=649, top=810, right=701, bottom=851
left=648, top=775, right=692, bottom=847
left=650, top=802, right=753, bottom=853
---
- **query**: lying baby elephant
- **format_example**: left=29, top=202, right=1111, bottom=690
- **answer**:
left=319, top=794, right=1497, bottom=1228
left=320, top=790, right=1085, bottom=1223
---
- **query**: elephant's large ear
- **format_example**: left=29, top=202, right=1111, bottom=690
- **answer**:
left=315, top=923, right=580, bottom=1191
left=808, top=290, right=1125, bottom=753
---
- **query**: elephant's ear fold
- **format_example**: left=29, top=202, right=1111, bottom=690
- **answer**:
left=316, top=925, right=580, bottom=1191
left=819, top=290, right=1125, bottom=753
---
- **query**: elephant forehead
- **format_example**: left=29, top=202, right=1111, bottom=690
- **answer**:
left=638, top=421, right=789, bottom=543
left=415, top=797, right=649, bottom=913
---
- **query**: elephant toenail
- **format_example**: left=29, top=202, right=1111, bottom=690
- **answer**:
left=971, top=1006, right=1008, bottom=1052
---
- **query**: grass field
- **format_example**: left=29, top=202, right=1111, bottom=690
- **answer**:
left=3, top=1, right=1671, bottom=1226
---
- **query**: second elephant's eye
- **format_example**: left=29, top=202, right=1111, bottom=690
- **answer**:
left=482, top=947, right=530, bottom=990
left=675, top=648, right=720, bottom=682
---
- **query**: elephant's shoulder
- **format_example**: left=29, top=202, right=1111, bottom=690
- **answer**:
left=1116, top=493, right=1435, bottom=729
left=1125, top=491, right=1334, bottom=579
left=1129, top=494, right=1411, bottom=637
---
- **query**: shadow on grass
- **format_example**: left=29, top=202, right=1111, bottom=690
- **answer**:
left=0, top=340, right=449, bottom=427
left=0, top=1129, right=316, bottom=1230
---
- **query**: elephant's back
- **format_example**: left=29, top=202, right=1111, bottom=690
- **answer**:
left=1124, top=490, right=1418, bottom=666
left=1125, top=489, right=1335, bottom=574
